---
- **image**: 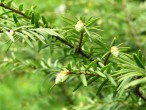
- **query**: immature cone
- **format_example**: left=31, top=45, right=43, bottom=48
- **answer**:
left=111, top=46, right=119, bottom=57
left=75, top=20, right=84, bottom=32
left=55, top=70, right=70, bottom=84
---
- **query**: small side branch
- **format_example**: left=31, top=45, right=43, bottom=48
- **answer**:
left=78, top=32, right=84, bottom=51
left=53, top=35, right=91, bottom=59
left=135, top=85, right=146, bottom=102
left=76, top=31, right=91, bottom=59
left=103, top=52, right=111, bottom=65
left=0, top=3, right=30, bottom=19
left=52, top=35, right=74, bottom=49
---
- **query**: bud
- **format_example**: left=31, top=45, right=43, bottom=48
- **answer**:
left=55, top=70, right=70, bottom=84
left=10, top=30, right=14, bottom=35
left=111, top=46, right=119, bottom=57
left=75, top=20, right=84, bottom=32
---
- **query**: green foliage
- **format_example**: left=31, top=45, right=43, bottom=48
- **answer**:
left=0, top=0, right=146, bottom=110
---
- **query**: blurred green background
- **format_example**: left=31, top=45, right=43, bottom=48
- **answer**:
left=0, top=0, right=146, bottom=110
